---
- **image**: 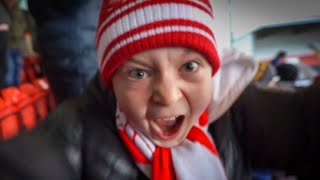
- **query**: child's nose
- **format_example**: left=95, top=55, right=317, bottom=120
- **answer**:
left=151, top=75, right=182, bottom=106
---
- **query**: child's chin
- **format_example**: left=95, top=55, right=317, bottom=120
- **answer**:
left=152, top=134, right=187, bottom=148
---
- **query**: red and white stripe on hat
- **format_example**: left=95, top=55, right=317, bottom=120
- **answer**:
left=96, top=0, right=220, bottom=86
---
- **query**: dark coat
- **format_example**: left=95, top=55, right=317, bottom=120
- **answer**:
left=28, top=0, right=101, bottom=103
left=0, top=1, right=10, bottom=25
left=0, top=73, right=319, bottom=180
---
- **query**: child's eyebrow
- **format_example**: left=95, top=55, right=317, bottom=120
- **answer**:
left=126, top=58, right=153, bottom=69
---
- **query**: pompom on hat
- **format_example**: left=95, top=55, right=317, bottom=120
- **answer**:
left=96, top=0, right=221, bottom=86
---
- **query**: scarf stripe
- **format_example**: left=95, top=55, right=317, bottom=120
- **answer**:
left=187, top=126, right=218, bottom=155
left=119, top=130, right=150, bottom=164
left=152, top=148, right=176, bottom=180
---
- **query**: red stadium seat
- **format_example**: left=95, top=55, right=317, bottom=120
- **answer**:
left=1, top=87, right=37, bottom=131
left=0, top=97, right=20, bottom=140
left=33, top=78, right=57, bottom=111
left=20, top=83, right=48, bottom=121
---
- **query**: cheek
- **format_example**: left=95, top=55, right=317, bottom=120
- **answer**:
left=116, top=90, right=151, bottom=133
left=116, top=91, right=145, bottom=119
left=188, top=77, right=213, bottom=115
left=112, top=78, right=150, bottom=121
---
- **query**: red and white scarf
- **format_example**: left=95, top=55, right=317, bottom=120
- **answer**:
left=116, top=107, right=227, bottom=180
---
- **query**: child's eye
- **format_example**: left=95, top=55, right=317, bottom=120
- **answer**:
left=128, top=69, right=148, bottom=79
left=181, top=61, right=199, bottom=72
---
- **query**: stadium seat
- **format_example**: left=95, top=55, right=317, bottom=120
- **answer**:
left=0, top=97, right=20, bottom=140
left=20, top=83, right=48, bottom=121
left=1, top=87, right=37, bottom=131
left=33, top=78, right=57, bottom=111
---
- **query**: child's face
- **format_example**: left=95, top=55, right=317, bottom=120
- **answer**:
left=112, top=47, right=213, bottom=147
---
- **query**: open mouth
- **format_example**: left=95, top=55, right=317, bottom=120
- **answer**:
left=152, top=115, right=185, bottom=140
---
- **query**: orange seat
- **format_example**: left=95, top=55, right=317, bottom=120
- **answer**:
left=20, top=83, right=48, bottom=121
left=33, top=78, right=57, bottom=111
left=35, top=95, right=48, bottom=120
left=0, top=97, right=20, bottom=140
left=1, top=87, right=37, bottom=130
left=20, top=104, right=37, bottom=130
left=19, top=83, right=38, bottom=96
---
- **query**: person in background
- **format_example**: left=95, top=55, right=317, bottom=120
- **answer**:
left=0, top=0, right=11, bottom=89
left=27, top=0, right=102, bottom=103
left=276, top=63, right=299, bottom=81
left=3, top=0, right=26, bottom=87
left=271, top=50, right=287, bottom=67
left=270, top=51, right=299, bottom=89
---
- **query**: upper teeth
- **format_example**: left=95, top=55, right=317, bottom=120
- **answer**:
left=160, top=116, right=178, bottom=122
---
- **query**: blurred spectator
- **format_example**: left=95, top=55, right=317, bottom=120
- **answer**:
left=276, top=63, right=299, bottom=81
left=28, top=0, right=101, bottom=103
left=271, top=50, right=287, bottom=67
left=0, top=0, right=11, bottom=89
left=18, top=0, right=38, bottom=53
left=4, top=0, right=27, bottom=87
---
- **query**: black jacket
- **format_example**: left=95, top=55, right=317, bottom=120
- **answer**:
left=0, top=74, right=319, bottom=180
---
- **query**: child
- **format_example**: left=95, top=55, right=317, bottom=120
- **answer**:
left=0, top=0, right=260, bottom=179
left=96, top=0, right=228, bottom=179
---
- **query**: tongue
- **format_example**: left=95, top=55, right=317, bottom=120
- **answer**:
left=161, top=125, right=177, bottom=136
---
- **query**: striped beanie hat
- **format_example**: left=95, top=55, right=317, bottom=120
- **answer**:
left=96, top=0, right=220, bottom=86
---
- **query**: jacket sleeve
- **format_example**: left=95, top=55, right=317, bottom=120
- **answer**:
left=232, top=83, right=320, bottom=178
left=0, top=82, right=91, bottom=180
left=0, top=113, right=79, bottom=180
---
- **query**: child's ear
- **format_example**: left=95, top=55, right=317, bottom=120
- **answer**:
left=208, top=48, right=259, bottom=122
